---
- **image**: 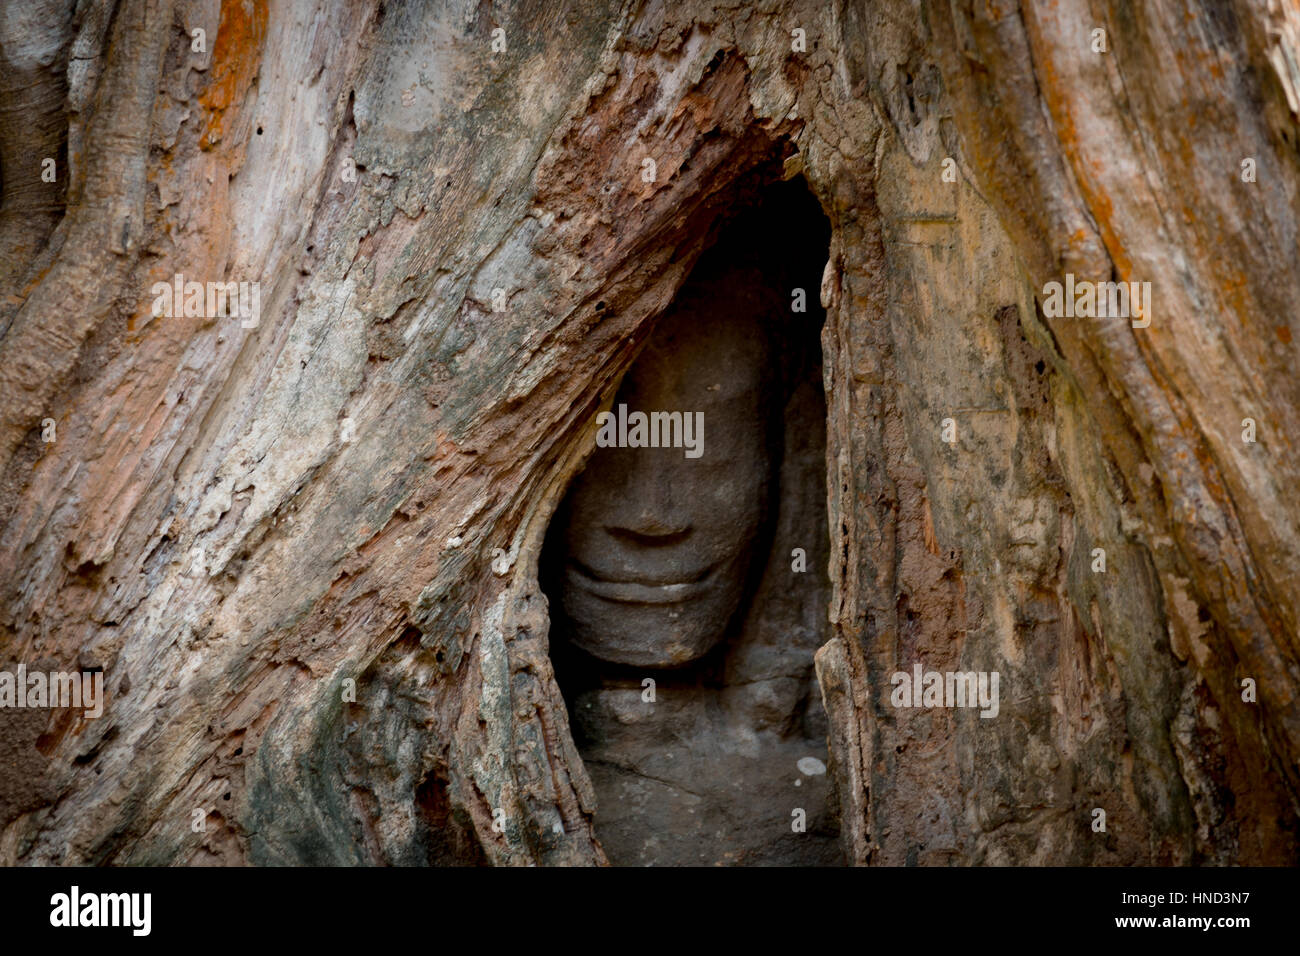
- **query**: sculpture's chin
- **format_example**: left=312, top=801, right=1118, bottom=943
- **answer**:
left=561, top=584, right=740, bottom=668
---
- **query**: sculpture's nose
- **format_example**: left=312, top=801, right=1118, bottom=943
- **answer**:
left=604, top=515, right=691, bottom=547
left=600, top=456, right=693, bottom=545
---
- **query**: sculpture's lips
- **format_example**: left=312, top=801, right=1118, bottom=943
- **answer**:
left=566, top=560, right=713, bottom=605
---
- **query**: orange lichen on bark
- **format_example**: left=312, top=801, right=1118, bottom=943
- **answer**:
left=198, top=0, right=270, bottom=151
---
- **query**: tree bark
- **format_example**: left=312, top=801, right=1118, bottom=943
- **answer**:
left=1, top=0, right=1297, bottom=865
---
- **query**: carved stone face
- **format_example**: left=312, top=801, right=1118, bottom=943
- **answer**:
left=554, top=279, right=775, bottom=668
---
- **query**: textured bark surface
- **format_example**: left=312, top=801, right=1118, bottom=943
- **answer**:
left=0, top=0, right=1297, bottom=865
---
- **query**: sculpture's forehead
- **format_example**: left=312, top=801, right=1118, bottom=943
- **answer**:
left=632, top=304, right=774, bottom=401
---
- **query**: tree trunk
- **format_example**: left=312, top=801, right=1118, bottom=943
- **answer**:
left=1, top=0, right=1298, bottom=865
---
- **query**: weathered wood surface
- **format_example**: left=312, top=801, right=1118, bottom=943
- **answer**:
left=0, top=0, right=1297, bottom=864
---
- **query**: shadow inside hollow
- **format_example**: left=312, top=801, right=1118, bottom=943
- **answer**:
left=542, top=177, right=839, bottom=866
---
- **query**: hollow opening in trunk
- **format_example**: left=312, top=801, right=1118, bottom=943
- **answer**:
left=541, top=176, right=838, bottom=865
